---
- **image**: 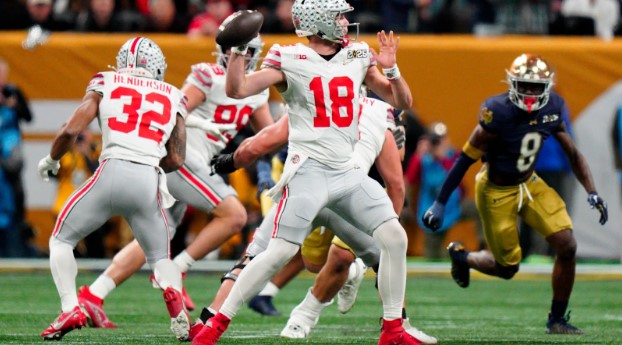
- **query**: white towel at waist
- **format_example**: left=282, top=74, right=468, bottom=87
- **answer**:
left=157, top=167, right=176, bottom=208
left=266, top=150, right=309, bottom=202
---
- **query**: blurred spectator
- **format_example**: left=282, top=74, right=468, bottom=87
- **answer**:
left=75, top=0, right=145, bottom=32
left=142, top=0, right=191, bottom=33
left=494, top=0, right=550, bottom=34
left=405, top=122, right=482, bottom=258
left=553, top=0, right=620, bottom=40
left=21, top=0, right=74, bottom=31
left=187, top=0, right=234, bottom=37
left=0, top=58, right=36, bottom=257
left=262, top=0, right=295, bottom=33
left=381, top=0, right=416, bottom=32
left=415, top=0, right=475, bottom=33
left=519, top=108, right=574, bottom=260
left=0, top=1, right=31, bottom=30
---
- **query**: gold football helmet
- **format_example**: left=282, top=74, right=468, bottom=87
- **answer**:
left=505, top=54, right=554, bottom=113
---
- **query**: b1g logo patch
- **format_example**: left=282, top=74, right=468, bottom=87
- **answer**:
left=346, top=49, right=368, bottom=60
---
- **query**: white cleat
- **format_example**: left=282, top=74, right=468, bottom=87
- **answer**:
left=403, top=318, right=438, bottom=344
left=280, top=319, right=312, bottom=339
left=337, top=258, right=367, bottom=314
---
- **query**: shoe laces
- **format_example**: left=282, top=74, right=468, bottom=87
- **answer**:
left=551, top=311, right=577, bottom=328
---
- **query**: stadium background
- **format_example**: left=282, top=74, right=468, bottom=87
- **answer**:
left=0, top=32, right=620, bottom=260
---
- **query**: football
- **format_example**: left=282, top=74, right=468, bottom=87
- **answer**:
left=216, top=10, right=264, bottom=47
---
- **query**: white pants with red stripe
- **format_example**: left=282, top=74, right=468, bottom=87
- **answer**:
left=54, top=159, right=171, bottom=265
left=166, top=150, right=237, bottom=213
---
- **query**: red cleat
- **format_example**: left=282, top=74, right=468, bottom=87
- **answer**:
left=77, top=285, right=117, bottom=328
left=163, top=287, right=191, bottom=341
left=191, top=313, right=231, bottom=345
left=151, top=273, right=195, bottom=311
left=181, top=273, right=195, bottom=311
left=41, top=306, right=87, bottom=340
left=188, top=320, right=205, bottom=341
left=378, top=318, right=423, bottom=345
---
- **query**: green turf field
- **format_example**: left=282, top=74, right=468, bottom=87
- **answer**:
left=0, top=271, right=620, bottom=344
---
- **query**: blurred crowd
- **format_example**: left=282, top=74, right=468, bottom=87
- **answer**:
left=1, top=0, right=622, bottom=39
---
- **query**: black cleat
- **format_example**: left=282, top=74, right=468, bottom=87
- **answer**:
left=447, top=242, right=470, bottom=288
left=546, top=312, right=584, bottom=335
left=248, top=295, right=282, bottom=316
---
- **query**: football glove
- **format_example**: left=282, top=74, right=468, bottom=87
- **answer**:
left=392, top=126, right=406, bottom=150
left=210, top=153, right=236, bottom=175
left=256, top=158, right=275, bottom=200
left=422, top=201, right=445, bottom=232
left=587, top=192, right=608, bottom=225
left=185, top=117, right=236, bottom=149
left=37, top=154, right=60, bottom=182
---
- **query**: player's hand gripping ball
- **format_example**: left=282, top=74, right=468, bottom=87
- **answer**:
left=216, top=10, right=264, bottom=47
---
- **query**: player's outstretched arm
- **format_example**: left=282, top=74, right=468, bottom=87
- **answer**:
left=376, top=130, right=405, bottom=215
left=50, top=91, right=101, bottom=160
left=225, top=54, right=284, bottom=99
left=422, top=125, right=491, bottom=231
left=160, top=114, right=186, bottom=172
left=554, top=122, right=608, bottom=224
left=38, top=91, right=101, bottom=181
left=365, top=31, right=412, bottom=110
left=210, top=115, right=288, bottom=175
left=234, top=114, right=288, bottom=167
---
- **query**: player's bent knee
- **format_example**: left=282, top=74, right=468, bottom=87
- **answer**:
left=214, top=196, right=248, bottom=233
left=496, top=264, right=519, bottom=280
left=372, top=218, right=407, bottom=253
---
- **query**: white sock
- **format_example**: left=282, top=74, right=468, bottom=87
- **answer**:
left=49, top=237, right=79, bottom=312
left=173, top=250, right=195, bottom=273
left=258, top=281, right=280, bottom=297
left=220, top=238, right=299, bottom=319
left=89, top=274, right=116, bottom=300
left=290, top=288, right=332, bottom=327
left=373, top=219, right=407, bottom=320
left=153, top=259, right=182, bottom=291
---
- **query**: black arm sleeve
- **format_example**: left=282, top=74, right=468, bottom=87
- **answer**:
left=437, top=152, right=476, bottom=205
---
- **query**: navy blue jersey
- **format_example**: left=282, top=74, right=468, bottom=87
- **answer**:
left=478, top=92, right=566, bottom=182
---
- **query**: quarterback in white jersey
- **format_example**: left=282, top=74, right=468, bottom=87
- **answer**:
left=70, top=37, right=274, bottom=332
left=202, top=96, right=435, bottom=344
left=38, top=37, right=192, bottom=341
left=193, top=0, right=416, bottom=344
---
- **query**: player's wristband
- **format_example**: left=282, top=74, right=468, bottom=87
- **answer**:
left=231, top=45, right=248, bottom=56
left=382, top=64, right=401, bottom=81
left=45, top=154, right=59, bottom=165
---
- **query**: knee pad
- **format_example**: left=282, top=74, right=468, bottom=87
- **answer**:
left=221, top=256, right=250, bottom=283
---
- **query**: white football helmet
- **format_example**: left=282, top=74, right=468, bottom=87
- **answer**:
left=292, top=0, right=359, bottom=44
left=505, top=53, right=554, bottom=113
left=215, top=35, right=264, bottom=74
left=116, top=37, right=167, bottom=81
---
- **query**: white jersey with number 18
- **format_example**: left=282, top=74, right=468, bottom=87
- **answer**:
left=262, top=42, right=375, bottom=168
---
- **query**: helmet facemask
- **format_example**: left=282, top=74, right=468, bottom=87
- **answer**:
left=116, top=37, right=167, bottom=81
left=214, top=36, right=264, bottom=73
left=292, top=0, right=359, bottom=44
left=505, top=54, right=554, bottom=113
